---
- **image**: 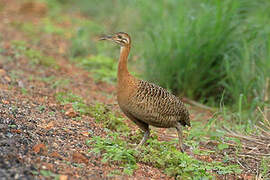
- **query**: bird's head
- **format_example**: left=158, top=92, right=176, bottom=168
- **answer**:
left=99, top=32, right=131, bottom=47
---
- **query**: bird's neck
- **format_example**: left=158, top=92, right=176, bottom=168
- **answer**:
left=118, top=46, right=131, bottom=83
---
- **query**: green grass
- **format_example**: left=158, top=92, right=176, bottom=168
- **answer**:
left=87, top=133, right=137, bottom=175
left=11, top=40, right=59, bottom=68
left=87, top=131, right=242, bottom=178
left=55, top=92, right=129, bottom=132
left=38, top=76, right=70, bottom=89
left=90, top=103, right=130, bottom=133
left=138, top=0, right=270, bottom=125
left=55, top=92, right=90, bottom=115
left=69, top=19, right=105, bottom=58
left=260, top=157, right=270, bottom=178
left=83, top=100, right=243, bottom=178
left=10, top=17, right=69, bottom=42
left=73, top=55, right=117, bottom=83
left=39, top=170, right=59, bottom=179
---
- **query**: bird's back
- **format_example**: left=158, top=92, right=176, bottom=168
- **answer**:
left=119, top=79, right=190, bottom=128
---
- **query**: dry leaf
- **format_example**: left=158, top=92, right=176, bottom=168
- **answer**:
left=46, top=121, right=54, bottom=130
left=50, top=152, right=62, bottom=159
left=33, top=143, right=47, bottom=154
left=49, top=103, right=57, bottom=108
left=241, top=174, right=255, bottom=180
left=2, top=100, right=9, bottom=104
left=4, top=76, right=11, bottom=83
left=72, top=152, right=88, bottom=165
left=81, top=131, right=89, bottom=137
left=65, top=108, right=77, bottom=118
left=59, top=175, right=68, bottom=180
left=11, top=129, right=21, bottom=134
left=0, top=69, right=6, bottom=76
left=43, top=163, right=54, bottom=171
left=63, top=103, right=73, bottom=111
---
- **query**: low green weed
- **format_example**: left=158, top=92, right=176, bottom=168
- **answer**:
left=38, top=76, right=70, bottom=89
left=87, top=132, right=137, bottom=175
left=42, top=17, right=66, bottom=36
left=69, top=19, right=104, bottom=58
left=10, top=17, right=68, bottom=38
left=9, top=70, right=23, bottom=83
left=88, top=131, right=242, bottom=178
left=140, top=138, right=241, bottom=178
left=73, top=55, right=117, bottom=83
left=24, top=48, right=58, bottom=67
left=10, top=21, right=39, bottom=38
left=55, top=92, right=129, bottom=132
left=11, top=40, right=59, bottom=68
left=260, top=157, right=270, bottom=178
left=89, top=103, right=129, bottom=133
left=38, top=105, right=46, bottom=112
left=21, top=88, right=28, bottom=95
left=55, top=92, right=90, bottom=115
left=49, top=111, right=55, bottom=116
left=39, top=170, right=59, bottom=179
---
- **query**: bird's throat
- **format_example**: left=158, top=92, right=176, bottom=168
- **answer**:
left=117, top=46, right=131, bottom=83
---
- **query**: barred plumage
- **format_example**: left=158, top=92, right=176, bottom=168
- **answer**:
left=99, top=32, right=190, bottom=152
left=126, top=80, right=190, bottom=128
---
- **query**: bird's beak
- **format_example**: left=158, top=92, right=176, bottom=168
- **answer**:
left=99, top=34, right=113, bottom=41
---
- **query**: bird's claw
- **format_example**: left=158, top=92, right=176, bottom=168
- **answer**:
left=180, top=143, right=190, bottom=152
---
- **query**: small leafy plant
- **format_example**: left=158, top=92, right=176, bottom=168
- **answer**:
left=55, top=92, right=90, bottom=115
left=55, top=92, right=129, bottom=132
left=87, top=130, right=242, bottom=178
left=87, top=132, right=137, bottom=175
left=11, top=40, right=59, bottom=68
left=73, top=55, right=117, bottom=83
left=89, top=103, right=130, bottom=133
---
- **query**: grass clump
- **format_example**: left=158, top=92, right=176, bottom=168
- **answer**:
left=41, top=17, right=67, bottom=36
left=10, top=17, right=69, bottom=41
left=89, top=103, right=129, bottom=133
left=87, top=132, right=137, bottom=175
left=88, top=131, right=242, bottom=178
left=73, top=55, right=117, bottom=83
left=260, top=157, right=270, bottom=178
left=11, top=40, right=59, bottom=68
left=139, top=138, right=241, bottom=179
left=140, top=0, right=245, bottom=101
left=55, top=92, right=90, bottom=115
left=69, top=19, right=104, bottom=58
left=55, top=92, right=129, bottom=132
left=38, top=76, right=70, bottom=89
left=24, top=48, right=58, bottom=67
left=10, top=21, right=39, bottom=38
left=138, top=0, right=270, bottom=113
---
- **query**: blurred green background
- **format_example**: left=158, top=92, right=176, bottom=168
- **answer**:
left=45, top=0, right=270, bottom=126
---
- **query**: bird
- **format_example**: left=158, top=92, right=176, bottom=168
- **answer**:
left=99, top=32, right=190, bottom=152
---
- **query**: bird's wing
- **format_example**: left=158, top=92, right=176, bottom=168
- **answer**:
left=125, top=80, right=190, bottom=127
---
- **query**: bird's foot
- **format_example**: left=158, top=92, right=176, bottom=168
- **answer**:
left=134, top=143, right=143, bottom=151
left=129, top=143, right=137, bottom=148
left=179, top=143, right=190, bottom=153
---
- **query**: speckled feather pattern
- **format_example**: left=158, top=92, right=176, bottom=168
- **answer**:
left=122, top=79, right=190, bottom=128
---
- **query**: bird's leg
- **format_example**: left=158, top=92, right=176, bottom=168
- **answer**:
left=176, top=123, right=184, bottom=152
left=135, top=129, right=150, bottom=150
left=123, top=111, right=150, bottom=149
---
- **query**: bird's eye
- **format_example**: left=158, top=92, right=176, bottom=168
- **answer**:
left=117, top=35, right=122, bottom=38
